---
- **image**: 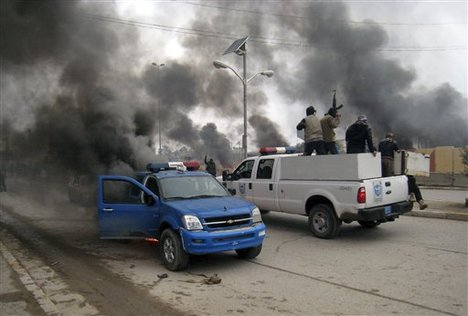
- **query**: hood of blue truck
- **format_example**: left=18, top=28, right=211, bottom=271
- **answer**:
left=164, top=196, right=254, bottom=218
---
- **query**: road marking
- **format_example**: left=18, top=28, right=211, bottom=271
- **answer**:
left=249, top=260, right=457, bottom=316
left=0, top=240, right=60, bottom=316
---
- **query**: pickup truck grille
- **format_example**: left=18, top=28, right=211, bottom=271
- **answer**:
left=204, top=214, right=251, bottom=229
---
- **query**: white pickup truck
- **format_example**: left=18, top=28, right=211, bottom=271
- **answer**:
left=222, top=151, right=412, bottom=239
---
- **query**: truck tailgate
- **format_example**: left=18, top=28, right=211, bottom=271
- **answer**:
left=363, top=176, right=408, bottom=208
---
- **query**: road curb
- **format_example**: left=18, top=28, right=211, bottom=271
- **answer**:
left=0, top=240, right=60, bottom=316
left=404, top=210, right=468, bottom=221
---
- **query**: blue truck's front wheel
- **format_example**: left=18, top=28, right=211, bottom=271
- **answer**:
left=160, top=229, right=189, bottom=271
left=235, top=244, right=262, bottom=259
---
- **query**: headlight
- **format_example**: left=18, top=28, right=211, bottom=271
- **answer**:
left=182, top=215, right=203, bottom=230
left=252, top=207, right=262, bottom=223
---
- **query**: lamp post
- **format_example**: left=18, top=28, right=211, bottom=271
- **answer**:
left=213, top=60, right=274, bottom=159
left=151, top=62, right=165, bottom=156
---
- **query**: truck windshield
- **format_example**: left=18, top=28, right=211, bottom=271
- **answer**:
left=160, top=175, right=229, bottom=200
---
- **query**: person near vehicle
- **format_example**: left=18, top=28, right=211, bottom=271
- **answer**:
left=407, top=175, right=428, bottom=210
left=345, top=114, right=376, bottom=155
left=204, top=155, right=217, bottom=176
left=378, top=132, right=399, bottom=177
left=296, top=105, right=325, bottom=155
left=320, top=107, right=341, bottom=154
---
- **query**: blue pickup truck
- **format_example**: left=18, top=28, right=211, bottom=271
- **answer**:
left=97, top=163, right=266, bottom=271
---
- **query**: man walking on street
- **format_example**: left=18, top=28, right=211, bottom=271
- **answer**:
left=345, top=115, right=376, bottom=155
left=296, top=106, right=325, bottom=155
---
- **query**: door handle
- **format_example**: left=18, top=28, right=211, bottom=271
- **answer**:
left=103, top=208, right=113, bottom=212
left=269, top=183, right=273, bottom=191
left=249, top=183, right=252, bottom=190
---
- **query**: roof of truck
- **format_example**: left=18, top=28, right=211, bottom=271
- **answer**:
left=136, top=169, right=212, bottom=180
left=247, top=153, right=302, bottom=159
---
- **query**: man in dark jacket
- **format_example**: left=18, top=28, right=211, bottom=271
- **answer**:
left=204, top=155, right=216, bottom=176
left=378, top=132, right=399, bottom=177
left=345, top=115, right=376, bottom=155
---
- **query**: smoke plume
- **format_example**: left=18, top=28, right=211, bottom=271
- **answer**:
left=1, top=0, right=466, bottom=181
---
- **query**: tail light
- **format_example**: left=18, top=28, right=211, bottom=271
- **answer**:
left=357, top=187, right=366, bottom=204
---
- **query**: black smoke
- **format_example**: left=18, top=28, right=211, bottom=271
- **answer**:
left=269, top=2, right=467, bottom=147
left=1, top=0, right=466, bottom=180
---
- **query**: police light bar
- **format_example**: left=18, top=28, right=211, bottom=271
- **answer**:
left=259, top=147, right=296, bottom=155
left=146, top=163, right=176, bottom=172
left=183, top=160, right=201, bottom=171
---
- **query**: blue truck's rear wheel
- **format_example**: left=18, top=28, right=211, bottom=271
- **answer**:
left=160, top=229, right=189, bottom=271
left=308, top=204, right=341, bottom=239
left=235, top=244, right=262, bottom=259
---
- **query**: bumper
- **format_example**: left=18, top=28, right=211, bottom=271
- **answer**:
left=357, top=201, right=413, bottom=221
left=180, top=223, right=266, bottom=255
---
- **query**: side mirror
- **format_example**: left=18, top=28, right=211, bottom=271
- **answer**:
left=222, top=170, right=228, bottom=181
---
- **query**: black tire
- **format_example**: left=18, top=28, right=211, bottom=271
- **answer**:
left=160, top=229, right=189, bottom=271
left=308, top=204, right=341, bottom=239
left=235, top=244, right=262, bottom=259
left=357, top=220, right=381, bottom=228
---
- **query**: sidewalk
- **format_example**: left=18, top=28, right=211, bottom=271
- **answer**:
left=0, top=225, right=99, bottom=316
left=0, top=241, right=49, bottom=316
left=405, top=199, right=468, bottom=221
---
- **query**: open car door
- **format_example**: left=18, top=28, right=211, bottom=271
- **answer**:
left=98, top=175, right=159, bottom=239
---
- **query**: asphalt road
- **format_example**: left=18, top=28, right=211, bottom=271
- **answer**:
left=1, top=180, right=467, bottom=316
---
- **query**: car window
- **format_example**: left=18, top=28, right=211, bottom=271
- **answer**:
left=233, top=160, right=255, bottom=179
left=103, top=180, right=144, bottom=204
left=145, top=176, right=160, bottom=196
left=160, top=175, right=228, bottom=200
left=257, top=159, right=274, bottom=179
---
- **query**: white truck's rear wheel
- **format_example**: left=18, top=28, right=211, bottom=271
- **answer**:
left=308, top=204, right=341, bottom=239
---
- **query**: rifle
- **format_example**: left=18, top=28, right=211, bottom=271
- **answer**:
left=328, top=90, right=344, bottom=118
left=332, top=89, right=344, bottom=111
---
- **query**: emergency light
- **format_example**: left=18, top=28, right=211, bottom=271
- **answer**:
left=146, top=163, right=175, bottom=172
left=259, top=147, right=296, bottom=155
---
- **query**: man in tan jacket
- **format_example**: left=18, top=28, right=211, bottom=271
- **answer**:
left=320, top=107, right=341, bottom=154
left=296, top=106, right=325, bottom=155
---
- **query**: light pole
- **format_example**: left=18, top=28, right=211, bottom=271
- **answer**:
left=213, top=60, right=274, bottom=159
left=151, top=62, right=165, bottom=156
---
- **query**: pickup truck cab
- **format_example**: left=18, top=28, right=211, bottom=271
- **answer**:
left=223, top=148, right=412, bottom=239
left=98, top=163, right=266, bottom=271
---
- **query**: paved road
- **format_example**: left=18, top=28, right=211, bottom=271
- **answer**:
left=1, top=181, right=467, bottom=315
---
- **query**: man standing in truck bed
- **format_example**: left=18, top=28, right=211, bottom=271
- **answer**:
left=296, top=106, right=325, bottom=155
left=321, top=107, right=341, bottom=154
left=378, top=132, right=399, bottom=177
left=346, top=115, right=376, bottom=155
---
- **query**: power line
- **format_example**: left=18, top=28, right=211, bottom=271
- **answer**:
left=80, top=13, right=466, bottom=52
left=180, top=1, right=467, bottom=26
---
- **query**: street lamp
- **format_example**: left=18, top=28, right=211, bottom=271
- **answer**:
left=151, top=62, right=165, bottom=156
left=213, top=58, right=274, bottom=159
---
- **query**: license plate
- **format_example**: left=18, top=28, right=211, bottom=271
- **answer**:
left=384, top=206, right=392, bottom=215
